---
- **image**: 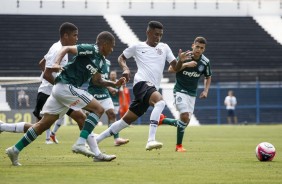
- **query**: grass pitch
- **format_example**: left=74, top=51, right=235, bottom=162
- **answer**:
left=0, top=124, right=281, bottom=184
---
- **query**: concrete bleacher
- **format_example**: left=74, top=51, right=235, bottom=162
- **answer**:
left=1, top=15, right=282, bottom=83
left=123, top=16, right=282, bottom=82
left=0, top=14, right=128, bottom=77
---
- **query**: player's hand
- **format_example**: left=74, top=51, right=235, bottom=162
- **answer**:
left=115, top=77, right=126, bottom=87
left=178, top=49, right=193, bottom=63
left=199, top=91, right=208, bottom=99
left=52, top=63, right=64, bottom=72
left=122, top=69, right=130, bottom=82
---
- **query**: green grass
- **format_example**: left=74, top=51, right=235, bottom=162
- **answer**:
left=0, top=125, right=281, bottom=184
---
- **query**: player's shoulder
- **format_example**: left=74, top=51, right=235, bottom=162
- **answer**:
left=105, top=59, right=111, bottom=66
left=49, top=41, right=62, bottom=50
left=200, top=54, right=210, bottom=64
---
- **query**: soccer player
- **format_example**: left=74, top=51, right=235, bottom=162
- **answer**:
left=5, top=31, right=126, bottom=166
left=87, top=60, right=129, bottom=146
left=95, top=21, right=191, bottom=150
left=159, top=36, right=212, bottom=152
left=36, top=22, right=81, bottom=144
left=0, top=22, right=86, bottom=144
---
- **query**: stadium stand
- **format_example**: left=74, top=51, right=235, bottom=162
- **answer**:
left=0, top=14, right=128, bottom=77
left=123, top=16, right=282, bottom=82
left=1, top=15, right=282, bottom=83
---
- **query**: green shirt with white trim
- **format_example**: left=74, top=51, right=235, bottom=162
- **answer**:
left=55, top=44, right=106, bottom=88
left=173, top=54, right=212, bottom=97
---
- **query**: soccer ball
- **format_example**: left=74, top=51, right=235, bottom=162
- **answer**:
left=255, top=142, right=276, bottom=161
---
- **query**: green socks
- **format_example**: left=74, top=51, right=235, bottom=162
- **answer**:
left=15, top=127, right=38, bottom=151
left=80, top=112, right=99, bottom=139
left=162, top=118, right=187, bottom=145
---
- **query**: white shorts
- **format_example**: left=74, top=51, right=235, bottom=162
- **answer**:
left=97, top=97, right=114, bottom=112
left=113, top=105, right=120, bottom=115
left=42, top=83, right=93, bottom=118
left=174, top=92, right=196, bottom=115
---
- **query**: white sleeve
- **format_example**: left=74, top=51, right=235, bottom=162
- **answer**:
left=165, top=44, right=176, bottom=63
left=44, top=47, right=58, bottom=68
left=123, top=44, right=136, bottom=59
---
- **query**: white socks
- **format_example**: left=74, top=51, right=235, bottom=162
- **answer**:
left=86, top=132, right=101, bottom=156
left=46, top=117, right=64, bottom=140
left=96, top=119, right=129, bottom=143
left=75, top=132, right=101, bottom=156
left=148, top=100, right=165, bottom=142
left=53, top=117, right=64, bottom=133
left=0, top=122, right=25, bottom=133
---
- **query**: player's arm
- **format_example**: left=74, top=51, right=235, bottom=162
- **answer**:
left=118, top=53, right=130, bottom=82
left=168, top=49, right=193, bottom=73
left=92, top=73, right=126, bottom=88
left=53, top=45, right=77, bottom=70
left=199, top=76, right=211, bottom=99
left=38, top=58, right=46, bottom=72
left=43, top=67, right=57, bottom=85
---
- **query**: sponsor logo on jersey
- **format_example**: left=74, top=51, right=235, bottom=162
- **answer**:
left=182, top=71, right=200, bottom=77
left=94, top=94, right=107, bottom=98
left=69, top=99, right=80, bottom=107
left=86, top=64, right=98, bottom=75
left=79, top=50, right=93, bottom=55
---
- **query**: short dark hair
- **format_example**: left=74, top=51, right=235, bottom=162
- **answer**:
left=59, top=22, right=78, bottom=37
left=194, top=36, right=207, bottom=45
left=96, top=31, right=115, bottom=45
left=148, top=21, right=163, bottom=30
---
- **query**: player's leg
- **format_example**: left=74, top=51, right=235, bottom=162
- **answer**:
left=6, top=111, right=60, bottom=166
left=49, top=117, right=64, bottom=144
left=68, top=109, right=114, bottom=161
left=101, top=98, right=129, bottom=146
left=106, top=109, right=130, bottom=146
left=32, top=92, right=53, bottom=144
left=0, top=121, right=32, bottom=133
left=95, top=109, right=136, bottom=144
left=60, top=85, right=115, bottom=161
left=6, top=84, right=70, bottom=166
left=145, top=90, right=166, bottom=151
left=173, top=92, right=194, bottom=152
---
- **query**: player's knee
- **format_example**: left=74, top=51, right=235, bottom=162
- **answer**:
left=106, top=109, right=116, bottom=120
left=95, top=106, right=104, bottom=117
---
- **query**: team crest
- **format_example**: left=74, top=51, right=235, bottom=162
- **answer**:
left=156, top=48, right=163, bottom=55
left=146, top=81, right=153, bottom=86
left=198, top=65, right=204, bottom=72
left=177, top=96, right=182, bottom=103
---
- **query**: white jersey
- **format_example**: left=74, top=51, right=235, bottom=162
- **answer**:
left=224, top=96, right=237, bottom=110
left=123, top=42, right=175, bottom=90
left=38, top=41, right=68, bottom=95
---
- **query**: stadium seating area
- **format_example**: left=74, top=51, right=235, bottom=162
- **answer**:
left=123, top=16, right=282, bottom=82
left=0, top=15, right=128, bottom=77
left=0, top=15, right=282, bottom=83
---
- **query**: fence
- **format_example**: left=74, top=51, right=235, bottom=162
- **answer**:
left=194, top=81, right=282, bottom=125
left=0, top=80, right=281, bottom=125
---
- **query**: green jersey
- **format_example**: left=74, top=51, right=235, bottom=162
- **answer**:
left=174, top=54, right=212, bottom=97
left=55, top=44, right=106, bottom=88
left=88, top=59, right=111, bottom=100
